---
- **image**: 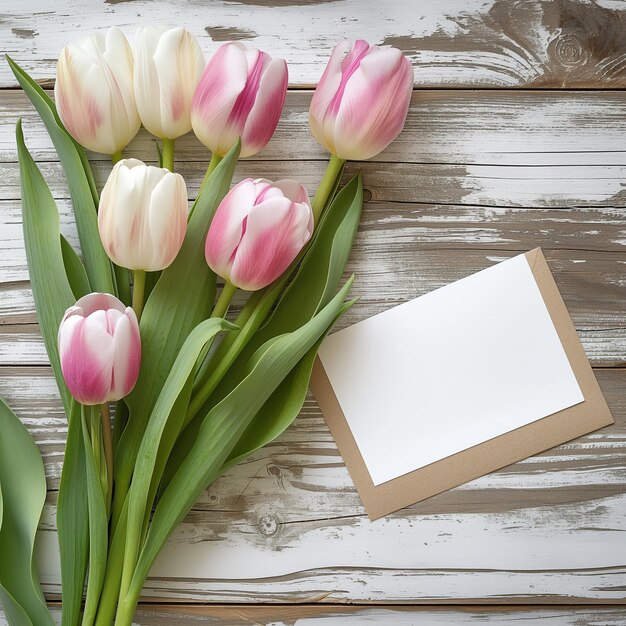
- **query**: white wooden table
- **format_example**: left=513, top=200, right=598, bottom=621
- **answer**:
left=1, top=1, right=625, bottom=623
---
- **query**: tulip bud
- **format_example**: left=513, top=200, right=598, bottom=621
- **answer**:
left=133, top=27, right=204, bottom=139
left=55, top=27, right=140, bottom=155
left=205, top=178, right=313, bottom=291
left=98, top=158, right=188, bottom=271
left=309, top=40, right=413, bottom=160
left=58, top=293, right=141, bottom=405
left=191, top=43, right=288, bottom=158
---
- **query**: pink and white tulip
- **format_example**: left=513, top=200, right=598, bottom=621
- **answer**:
left=98, top=158, right=188, bottom=271
left=133, top=27, right=205, bottom=139
left=309, top=40, right=413, bottom=160
left=58, top=293, right=141, bottom=405
left=55, top=27, right=140, bottom=155
left=191, top=43, right=288, bottom=158
left=205, top=178, right=313, bottom=291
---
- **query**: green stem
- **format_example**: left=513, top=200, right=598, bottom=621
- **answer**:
left=132, top=269, right=146, bottom=321
left=186, top=282, right=237, bottom=418
left=111, top=150, right=123, bottom=164
left=211, top=281, right=237, bottom=319
left=93, top=501, right=128, bottom=626
left=100, top=403, right=114, bottom=515
left=162, top=137, right=175, bottom=172
left=311, top=154, right=345, bottom=222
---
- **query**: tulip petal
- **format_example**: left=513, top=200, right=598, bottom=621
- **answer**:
left=191, top=42, right=249, bottom=155
left=272, top=179, right=310, bottom=205
left=61, top=314, right=115, bottom=405
left=110, top=311, right=141, bottom=399
left=331, top=46, right=413, bottom=160
left=309, top=40, right=352, bottom=152
left=229, top=197, right=312, bottom=291
left=205, top=179, right=257, bottom=278
left=147, top=172, right=188, bottom=270
left=239, top=56, right=288, bottom=157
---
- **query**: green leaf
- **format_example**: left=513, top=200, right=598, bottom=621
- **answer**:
left=8, top=56, right=115, bottom=295
left=112, top=141, right=241, bottom=524
left=16, top=119, right=75, bottom=416
left=223, top=306, right=352, bottom=471
left=217, top=176, right=363, bottom=466
left=125, top=278, right=354, bottom=607
left=56, top=402, right=88, bottom=626
left=0, top=397, right=54, bottom=626
left=122, top=319, right=234, bottom=589
left=80, top=406, right=108, bottom=626
left=60, top=235, right=91, bottom=299
left=165, top=176, right=363, bottom=488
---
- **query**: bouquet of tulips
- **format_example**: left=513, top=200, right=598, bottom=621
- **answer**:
left=0, top=28, right=412, bottom=626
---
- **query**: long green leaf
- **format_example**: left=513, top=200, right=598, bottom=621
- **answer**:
left=8, top=57, right=115, bottom=295
left=112, top=141, right=240, bottom=523
left=80, top=407, right=108, bottom=626
left=56, top=402, right=88, bottom=626
left=16, top=119, right=75, bottom=416
left=217, top=175, right=363, bottom=466
left=0, top=398, right=53, bottom=626
left=125, top=278, right=354, bottom=608
left=164, top=176, right=363, bottom=487
left=123, top=319, right=234, bottom=590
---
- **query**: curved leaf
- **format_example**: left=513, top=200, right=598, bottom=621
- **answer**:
left=56, top=402, right=88, bottom=626
left=123, top=319, right=234, bottom=587
left=112, top=141, right=241, bottom=524
left=8, top=56, right=115, bottom=295
left=126, top=278, right=355, bottom=605
left=16, top=119, right=75, bottom=416
left=0, top=398, right=53, bottom=626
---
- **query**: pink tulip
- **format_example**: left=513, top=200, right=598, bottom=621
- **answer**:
left=58, top=293, right=141, bottom=405
left=191, top=43, right=288, bottom=158
left=205, top=178, right=313, bottom=291
left=309, top=40, right=413, bottom=160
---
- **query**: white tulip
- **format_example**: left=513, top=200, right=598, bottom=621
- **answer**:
left=55, top=27, right=140, bottom=155
left=98, top=159, right=188, bottom=271
left=133, top=27, right=205, bottom=139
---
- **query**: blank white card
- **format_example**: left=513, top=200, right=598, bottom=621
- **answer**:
left=318, top=253, right=584, bottom=486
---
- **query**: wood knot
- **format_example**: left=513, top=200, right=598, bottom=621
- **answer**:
left=550, top=32, right=588, bottom=67
left=258, top=514, right=278, bottom=537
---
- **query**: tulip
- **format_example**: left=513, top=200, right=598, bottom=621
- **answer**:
left=133, top=27, right=204, bottom=141
left=205, top=178, right=313, bottom=291
left=309, top=39, right=413, bottom=161
left=58, top=292, right=141, bottom=405
left=98, top=158, right=188, bottom=272
left=191, top=42, right=288, bottom=158
left=55, top=27, right=140, bottom=155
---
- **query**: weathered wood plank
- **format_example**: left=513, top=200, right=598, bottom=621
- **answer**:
left=0, top=365, right=621, bottom=602
left=2, top=90, right=626, bottom=165
left=3, top=604, right=625, bottom=625
left=1, top=0, right=626, bottom=89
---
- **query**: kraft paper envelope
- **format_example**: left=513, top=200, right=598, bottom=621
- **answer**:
left=310, top=248, right=614, bottom=520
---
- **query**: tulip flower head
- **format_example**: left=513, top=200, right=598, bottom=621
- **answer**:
left=98, top=158, right=188, bottom=271
left=191, top=42, right=288, bottom=158
left=58, top=293, right=141, bottom=405
left=55, top=27, right=140, bottom=154
left=134, top=27, right=205, bottom=139
left=205, top=178, right=313, bottom=291
left=309, top=40, right=414, bottom=160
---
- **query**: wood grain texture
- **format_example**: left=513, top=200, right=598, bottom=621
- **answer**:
left=2, top=0, right=626, bottom=89
left=1, top=6, right=626, bottom=617
left=2, top=605, right=625, bottom=625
